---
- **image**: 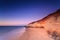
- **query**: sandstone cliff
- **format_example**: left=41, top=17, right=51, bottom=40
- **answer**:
left=26, top=9, right=60, bottom=40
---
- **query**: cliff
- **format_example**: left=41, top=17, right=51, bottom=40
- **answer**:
left=27, top=9, right=60, bottom=31
left=27, top=9, right=60, bottom=28
left=25, top=9, right=60, bottom=40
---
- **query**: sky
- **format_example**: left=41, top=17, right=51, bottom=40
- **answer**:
left=0, top=0, right=60, bottom=25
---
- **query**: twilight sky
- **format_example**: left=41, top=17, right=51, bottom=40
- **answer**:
left=0, top=0, right=60, bottom=25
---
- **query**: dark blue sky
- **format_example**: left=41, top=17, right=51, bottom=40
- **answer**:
left=0, top=0, right=60, bottom=25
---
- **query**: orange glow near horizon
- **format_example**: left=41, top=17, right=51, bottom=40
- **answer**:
left=0, top=20, right=30, bottom=26
left=0, top=18, right=39, bottom=26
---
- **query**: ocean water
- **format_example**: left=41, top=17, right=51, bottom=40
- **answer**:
left=0, top=26, right=25, bottom=40
left=0, top=26, right=25, bottom=35
left=0, top=26, right=24, bottom=36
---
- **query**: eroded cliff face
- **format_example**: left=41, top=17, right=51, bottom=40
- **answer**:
left=27, top=9, right=60, bottom=29
left=26, top=9, right=60, bottom=40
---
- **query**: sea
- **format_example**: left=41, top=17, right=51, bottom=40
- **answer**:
left=0, top=26, right=25, bottom=36
left=0, top=26, right=25, bottom=40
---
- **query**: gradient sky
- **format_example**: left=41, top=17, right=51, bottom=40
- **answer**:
left=0, top=0, right=60, bottom=25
